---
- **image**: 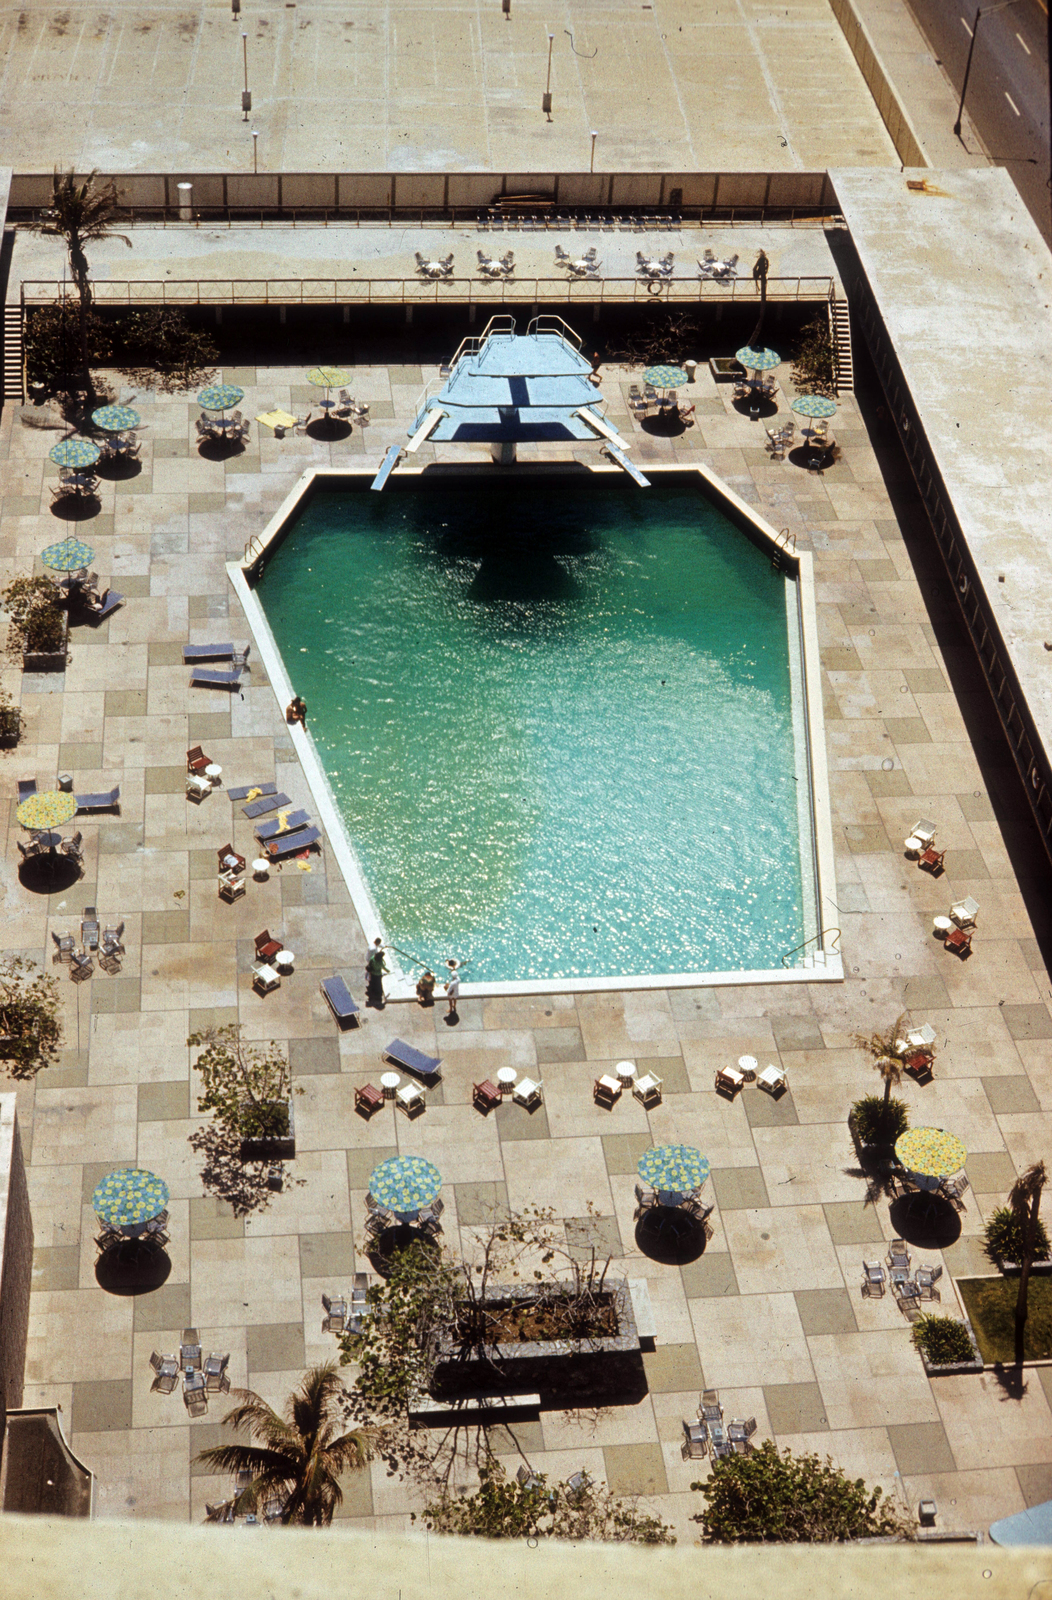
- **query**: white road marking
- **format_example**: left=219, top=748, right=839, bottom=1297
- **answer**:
left=1015, top=30, right=1031, bottom=51
left=1005, top=90, right=1021, bottom=114
left=961, top=15, right=973, bottom=34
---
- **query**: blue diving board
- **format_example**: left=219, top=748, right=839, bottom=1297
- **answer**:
left=371, top=444, right=404, bottom=492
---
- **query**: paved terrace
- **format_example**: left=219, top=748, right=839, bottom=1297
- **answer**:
left=3, top=348, right=1052, bottom=1535
left=0, top=0, right=896, bottom=176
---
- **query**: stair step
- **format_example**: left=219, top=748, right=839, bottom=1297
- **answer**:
left=2, top=304, right=24, bottom=402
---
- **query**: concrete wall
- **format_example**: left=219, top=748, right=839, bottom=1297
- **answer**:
left=7, top=171, right=839, bottom=216
left=0, top=1094, right=32, bottom=1420
left=827, top=0, right=927, bottom=168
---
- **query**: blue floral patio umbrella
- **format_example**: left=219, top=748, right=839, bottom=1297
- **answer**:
left=197, top=384, right=245, bottom=413
left=790, top=393, right=837, bottom=422
left=40, top=535, right=95, bottom=571
left=92, top=1168, right=170, bottom=1229
left=368, top=1155, right=442, bottom=1217
left=735, top=345, right=781, bottom=375
left=48, top=438, right=101, bottom=470
left=642, top=365, right=689, bottom=392
left=91, top=404, right=141, bottom=432
left=638, top=1144, right=710, bottom=1199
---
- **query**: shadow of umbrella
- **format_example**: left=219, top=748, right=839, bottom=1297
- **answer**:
left=94, top=1243, right=172, bottom=1296
left=48, top=494, right=100, bottom=521
left=366, top=1224, right=440, bottom=1278
left=197, top=437, right=247, bottom=462
left=95, top=456, right=142, bottom=481
left=788, top=443, right=833, bottom=473
left=889, top=1195, right=963, bottom=1250
left=732, top=394, right=779, bottom=421
left=640, top=410, right=686, bottom=437
left=17, top=854, right=83, bottom=895
left=306, top=417, right=352, bottom=442
left=634, top=1207, right=710, bottom=1265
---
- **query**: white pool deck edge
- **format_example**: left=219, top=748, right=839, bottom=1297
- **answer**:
left=227, top=462, right=841, bottom=997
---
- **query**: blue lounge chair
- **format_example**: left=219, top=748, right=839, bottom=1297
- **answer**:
left=16, top=778, right=37, bottom=803
left=227, top=782, right=277, bottom=803
left=262, top=825, right=321, bottom=861
left=243, top=791, right=291, bottom=819
left=75, top=785, right=121, bottom=813
left=382, top=1039, right=442, bottom=1082
left=255, top=809, right=311, bottom=841
left=320, top=975, right=360, bottom=1029
left=183, top=643, right=235, bottom=662
left=190, top=666, right=243, bottom=690
left=90, top=590, right=124, bottom=621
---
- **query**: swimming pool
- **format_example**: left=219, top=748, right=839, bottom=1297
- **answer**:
left=245, top=468, right=831, bottom=990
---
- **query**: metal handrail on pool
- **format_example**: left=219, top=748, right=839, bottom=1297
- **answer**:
left=781, top=927, right=841, bottom=968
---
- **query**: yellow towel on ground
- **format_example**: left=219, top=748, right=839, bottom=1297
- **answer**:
left=256, top=410, right=298, bottom=431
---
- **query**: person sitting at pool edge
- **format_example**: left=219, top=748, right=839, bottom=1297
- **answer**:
left=285, top=695, right=307, bottom=726
left=416, top=969, right=436, bottom=1006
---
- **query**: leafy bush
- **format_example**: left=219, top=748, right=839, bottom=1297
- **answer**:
left=24, top=302, right=114, bottom=390
left=791, top=315, right=835, bottom=397
left=119, top=308, right=218, bottom=392
left=850, top=1093, right=909, bottom=1148
left=189, top=1024, right=295, bottom=1141
left=911, top=1314, right=977, bottom=1366
left=692, top=1440, right=911, bottom=1542
left=0, top=956, right=63, bottom=1079
left=419, top=1464, right=675, bottom=1543
left=1, top=575, right=66, bottom=657
left=984, top=1205, right=1051, bottom=1264
left=0, top=684, right=22, bottom=744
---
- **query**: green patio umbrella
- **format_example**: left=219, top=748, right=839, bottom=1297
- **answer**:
left=40, top=535, right=95, bottom=571
left=368, top=1155, right=443, bottom=1216
left=307, top=366, right=351, bottom=391
left=197, top=384, right=245, bottom=412
left=91, top=1168, right=170, bottom=1229
left=48, top=439, right=101, bottom=470
left=642, top=365, right=689, bottom=390
left=638, top=1144, right=710, bottom=1195
left=91, top=404, right=141, bottom=432
left=735, top=345, right=781, bottom=374
left=790, top=393, right=837, bottom=421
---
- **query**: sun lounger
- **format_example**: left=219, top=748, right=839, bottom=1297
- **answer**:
left=182, top=643, right=250, bottom=664
left=262, top=825, right=321, bottom=861
left=321, top=975, right=361, bottom=1028
left=17, top=778, right=37, bottom=802
left=254, top=808, right=311, bottom=841
left=227, top=782, right=277, bottom=803
left=190, top=666, right=243, bottom=689
left=75, top=786, right=120, bottom=813
left=90, top=590, right=124, bottom=621
left=382, top=1039, right=443, bottom=1082
left=242, top=792, right=291, bottom=819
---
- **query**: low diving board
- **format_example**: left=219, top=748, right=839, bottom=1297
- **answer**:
left=405, top=409, right=446, bottom=454
left=371, top=444, right=405, bottom=492
left=603, top=440, right=650, bottom=487
left=575, top=410, right=649, bottom=486
left=575, top=407, right=629, bottom=447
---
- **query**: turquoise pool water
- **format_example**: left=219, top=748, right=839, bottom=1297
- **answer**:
left=255, top=474, right=814, bottom=984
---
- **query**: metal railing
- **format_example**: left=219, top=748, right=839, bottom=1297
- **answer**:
left=10, top=204, right=842, bottom=232
left=780, top=927, right=841, bottom=969
left=22, top=275, right=835, bottom=311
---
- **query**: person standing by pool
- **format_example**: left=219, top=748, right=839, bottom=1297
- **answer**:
left=366, top=938, right=388, bottom=1008
left=444, top=959, right=461, bottom=1020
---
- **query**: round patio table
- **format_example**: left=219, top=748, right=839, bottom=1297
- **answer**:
left=895, top=1127, right=966, bottom=1179
left=368, top=1155, right=442, bottom=1219
left=92, top=1168, right=169, bottom=1234
left=638, top=1144, right=710, bottom=1205
left=17, top=790, right=78, bottom=832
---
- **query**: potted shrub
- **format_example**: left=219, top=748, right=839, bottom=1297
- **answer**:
left=0, top=956, right=63, bottom=1078
left=0, top=684, right=21, bottom=747
left=911, top=1313, right=982, bottom=1375
left=189, top=1025, right=297, bottom=1162
left=984, top=1205, right=1052, bottom=1273
left=849, top=1093, right=909, bottom=1157
left=2, top=575, right=69, bottom=672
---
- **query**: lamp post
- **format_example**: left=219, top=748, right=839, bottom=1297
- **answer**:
left=241, top=30, right=252, bottom=120
left=589, top=130, right=598, bottom=174
left=542, top=33, right=554, bottom=119
left=953, top=0, right=1023, bottom=137
left=251, top=130, right=259, bottom=173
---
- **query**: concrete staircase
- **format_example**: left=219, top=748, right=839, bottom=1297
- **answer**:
left=2, top=303, right=24, bottom=403
left=829, top=293, right=853, bottom=394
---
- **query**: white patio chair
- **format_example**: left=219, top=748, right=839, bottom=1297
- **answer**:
left=756, top=1064, right=787, bottom=1095
left=187, top=772, right=212, bottom=802
left=715, top=1064, right=744, bottom=1095
left=396, top=1081, right=425, bottom=1115
left=632, top=1072, right=663, bottom=1107
left=513, top=1076, right=543, bottom=1108
left=950, top=896, right=980, bottom=928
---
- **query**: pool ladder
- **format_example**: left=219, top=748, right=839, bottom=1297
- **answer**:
left=780, top=927, right=840, bottom=970
left=771, top=527, right=796, bottom=568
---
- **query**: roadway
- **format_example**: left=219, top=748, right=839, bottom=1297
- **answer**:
left=904, top=0, right=1051, bottom=243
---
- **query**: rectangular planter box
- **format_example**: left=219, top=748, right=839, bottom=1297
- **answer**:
left=22, top=614, right=69, bottom=673
left=917, top=1308, right=984, bottom=1376
left=239, top=1097, right=295, bottom=1162
left=430, top=1279, right=642, bottom=1402
left=709, top=357, right=745, bottom=383
left=998, top=1259, right=1052, bottom=1275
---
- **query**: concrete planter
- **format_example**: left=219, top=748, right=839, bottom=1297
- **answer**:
left=239, top=1097, right=295, bottom=1162
left=22, top=613, right=69, bottom=673
left=997, top=1259, right=1052, bottom=1275
left=709, top=357, right=745, bottom=383
left=430, top=1279, right=642, bottom=1402
left=915, top=1310, right=983, bottom=1376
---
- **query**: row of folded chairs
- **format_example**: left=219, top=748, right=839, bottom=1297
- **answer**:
left=479, top=211, right=682, bottom=232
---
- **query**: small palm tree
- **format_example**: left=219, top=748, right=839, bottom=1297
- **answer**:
left=854, top=1013, right=910, bottom=1109
left=1009, top=1161, right=1048, bottom=1365
left=196, top=1363, right=376, bottom=1526
left=35, top=168, right=131, bottom=389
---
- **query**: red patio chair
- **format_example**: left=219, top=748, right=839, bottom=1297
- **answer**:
left=918, top=845, right=946, bottom=873
left=187, top=745, right=211, bottom=774
left=354, top=1084, right=384, bottom=1117
left=217, top=843, right=246, bottom=873
left=944, top=926, right=972, bottom=955
left=904, top=1050, right=934, bottom=1080
left=255, top=929, right=281, bottom=960
left=473, top=1080, right=502, bottom=1112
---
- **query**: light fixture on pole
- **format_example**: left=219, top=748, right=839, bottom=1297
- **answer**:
left=241, top=31, right=252, bottom=120
left=589, top=130, right=598, bottom=174
left=953, top=0, right=1022, bottom=137
left=542, top=33, right=554, bottom=118
left=251, top=130, right=259, bottom=174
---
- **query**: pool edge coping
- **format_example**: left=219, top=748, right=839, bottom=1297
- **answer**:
left=227, top=461, right=842, bottom=997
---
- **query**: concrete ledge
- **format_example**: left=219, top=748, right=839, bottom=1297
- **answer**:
left=409, top=1393, right=541, bottom=1425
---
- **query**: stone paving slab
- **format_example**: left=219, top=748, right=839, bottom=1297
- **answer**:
left=4, top=341, right=1052, bottom=1542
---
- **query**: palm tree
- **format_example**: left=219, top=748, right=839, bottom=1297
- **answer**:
left=196, top=1363, right=376, bottom=1526
left=34, top=168, right=131, bottom=390
left=1009, top=1161, right=1048, bottom=1366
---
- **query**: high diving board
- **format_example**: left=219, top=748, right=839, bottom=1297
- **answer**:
left=406, top=409, right=445, bottom=454
left=370, top=444, right=404, bottom=492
